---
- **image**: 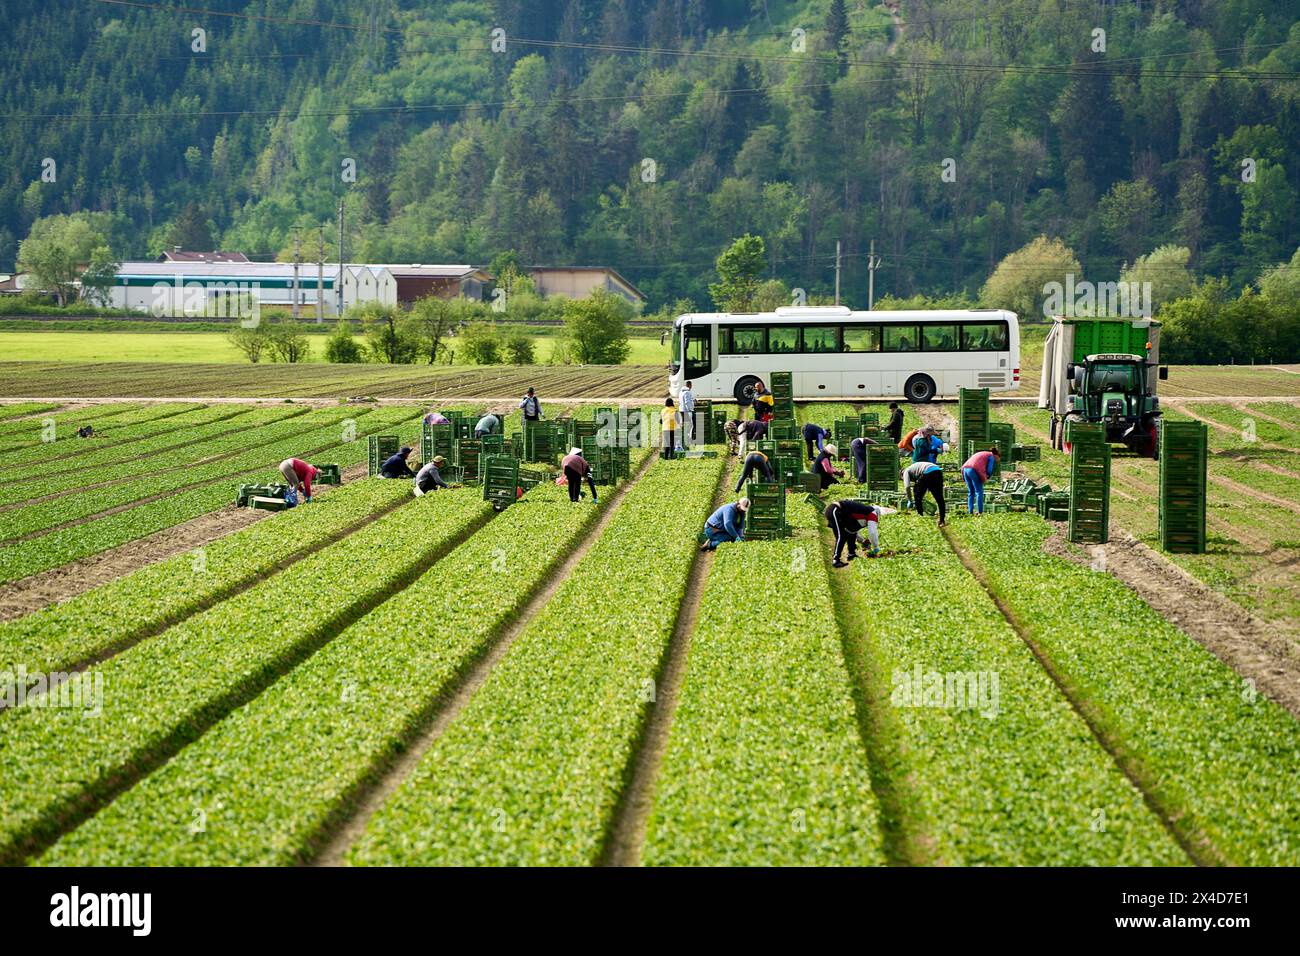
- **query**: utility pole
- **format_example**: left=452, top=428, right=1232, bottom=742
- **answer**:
left=316, top=226, right=324, bottom=324
left=292, top=229, right=301, bottom=319
left=834, top=239, right=841, bottom=305
left=867, top=239, right=882, bottom=310
left=336, top=199, right=345, bottom=317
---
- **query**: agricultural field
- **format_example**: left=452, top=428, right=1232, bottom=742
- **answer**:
left=0, top=395, right=1297, bottom=869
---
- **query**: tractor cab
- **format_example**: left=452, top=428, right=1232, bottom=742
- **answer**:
left=1067, top=353, right=1162, bottom=455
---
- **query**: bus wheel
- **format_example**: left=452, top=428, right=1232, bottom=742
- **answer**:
left=733, top=375, right=761, bottom=407
left=904, top=374, right=936, bottom=403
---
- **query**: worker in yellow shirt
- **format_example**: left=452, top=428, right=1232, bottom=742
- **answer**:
left=661, top=397, right=679, bottom=460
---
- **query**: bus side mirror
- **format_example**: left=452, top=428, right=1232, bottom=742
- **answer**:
left=1158, top=366, right=1168, bottom=381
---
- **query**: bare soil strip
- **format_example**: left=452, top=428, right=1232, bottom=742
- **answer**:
left=1041, top=529, right=1300, bottom=719
left=0, top=462, right=367, bottom=623
left=599, top=456, right=733, bottom=867
left=940, top=526, right=1223, bottom=867
left=311, top=450, right=660, bottom=867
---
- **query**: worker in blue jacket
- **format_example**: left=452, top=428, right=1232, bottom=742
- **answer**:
left=700, top=498, right=749, bottom=551
left=912, top=426, right=946, bottom=464
left=380, top=446, right=416, bottom=478
left=802, top=422, right=830, bottom=460
left=474, top=412, right=502, bottom=438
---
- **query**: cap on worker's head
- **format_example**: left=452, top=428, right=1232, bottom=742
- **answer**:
left=738, top=497, right=751, bottom=511
left=432, top=455, right=447, bottom=466
left=527, top=387, right=535, bottom=394
left=569, top=446, right=583, bottom=457
left=399, top=446, right=412, bottom=455
left=824, top=443, right=838, bottom=457
left=921, top=425, right=935, bottom=436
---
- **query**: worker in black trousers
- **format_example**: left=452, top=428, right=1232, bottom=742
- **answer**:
left=734, top=450, right=775, bottom=493
left=885, top=402, right=904, bottom=444
left=823, top=498, right=880, bottom=568
left=802, top=422, right=830, bottom=460
left=902, top=460, right=947, bottom=526
left=850, top=436, right=877, bottom=483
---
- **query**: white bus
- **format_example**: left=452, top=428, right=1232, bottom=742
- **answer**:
left=667, top=306, right=1020, bottom=404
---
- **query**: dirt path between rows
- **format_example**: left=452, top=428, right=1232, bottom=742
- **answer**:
left=601, top=455, right=734, bottom=867
left=1206, top=472, right=1300, bottom=514
left=0, top=463, right=367, bottom=622
left=1232, top=401, right=1300, bottom=431
left=310, top=450, right=661, bottom=867
left=1041, top=529, right=1300, bottom=719
left=1176, top=403, right=1293, bottom=454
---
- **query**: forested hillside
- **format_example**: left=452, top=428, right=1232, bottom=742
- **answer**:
left=3, top=0, right=1298, bottom=309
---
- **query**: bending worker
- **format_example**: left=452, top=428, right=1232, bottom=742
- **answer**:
left=824, top=498, right=880, bottom=568
left=474, top=412, right=502, bottom=438
left=701, top=497, right=749, bottom=551
left=736, top=418, right=768, bottom=459
left=811, top=442, right=844, bottom=491
left=962, top=445, right=1000, bottom=515
left=912, top=426, right=947, bottom=463
left=802, top=422, right=830, bottom=460
left=423, top=410, right=450, bottom=427
left=380, top=446, right=417, bottom=479
left=850, top=435, right=876, bottom=483
left=734, top=450, right=774, bottom=492
left=414, top=455, right=450, bottom=496
left=279, top=457, right=318, bottom=503
left=903, top=459, right=946, bottom=526
left=561, top=446, right=599, bottom=503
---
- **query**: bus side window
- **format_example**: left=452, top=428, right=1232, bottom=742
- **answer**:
left=922, top=324, right=959, bottom=351
left=882, top=325, right=917, bottom=352
left=801, top=326, right=839, bottom=353
left=842, top=325, right=880, bottom=352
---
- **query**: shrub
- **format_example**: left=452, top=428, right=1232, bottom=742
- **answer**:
left=461, top=321, right=502, bottom=364
left=324, top=318, right=364, bottom=363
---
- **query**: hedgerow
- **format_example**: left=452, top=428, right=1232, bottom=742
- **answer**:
left=641, top=502, right=885, bottom=865
left=349, top=454, right=725, bottom=866
left=0, top=487, right=492, bottom=865
left=0, top=477, right=413, bottom=680
left=829, top=507, right=1182, bottom=865
left=40, top=483, right=608, bottom=865
left=0, top=406, right=420, bottom=584
left=949, top=516, right=1300, bottom=866
left=0, top=406, right=304, bottom=507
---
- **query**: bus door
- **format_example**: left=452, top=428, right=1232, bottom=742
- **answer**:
left=683, top=325, right=713, bottom=383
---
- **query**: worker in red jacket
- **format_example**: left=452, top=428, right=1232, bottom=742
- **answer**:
left=278, top=457, right=318, bottom=503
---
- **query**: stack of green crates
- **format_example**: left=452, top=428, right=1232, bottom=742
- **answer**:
left=422, top=422, right=455, bottom=466
left=524, top=420, right=565, bottom=464
left=455, top=438, right=484, bottom=482
left=773, top=437, right=803, bottom=460
left=755, top=439, right=777, bottom=458
left=768, top=418, right=798, bottom=440
left=833, top=417, right=861, bottom=453
left=865, top=443, right=899, bottom=491
left=858, top=412, right=879, bottom=426
left=744, top=481, right=789, bottom=540
left=772, top=455, right=801, bottom=487
left=481, top=454, right=519, bottom=508
left=769, top=371, right=794, bottom=420
left=958, top=387, right=990, bottom=458
left=798, top=472, right=819, bottom=494
left=1159, top=421, right=1207, bottom=554
left=593, top=444, right=631, bottom=485
left=691, top=399, right=713, bottom=444
left=367, top=435, right=400, bottom=477
left=617, top=408, right=645, bottom=449
left=570, top=418, right=600, bottom=451
left=1067, top=423, right=1110, bottom=544
left=711, top=409, right=729, bottom=444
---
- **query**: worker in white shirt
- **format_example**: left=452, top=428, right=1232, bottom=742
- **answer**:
left=678, top=380, right=696, bottom=448
left=902, top=460, right=946, bottom=526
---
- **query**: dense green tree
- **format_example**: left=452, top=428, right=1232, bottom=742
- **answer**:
left=709, top=235, right=766, bottom=311
left=562, top=289, right=632, bottom=364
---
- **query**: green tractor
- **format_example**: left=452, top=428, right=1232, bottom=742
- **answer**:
left=1040, top=318, right=1168, bottom=458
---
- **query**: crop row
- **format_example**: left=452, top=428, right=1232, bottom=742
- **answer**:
left=0, top=406, right=306, bottom=507
left=0, top=477, right=415, bottom=680
left=0, top=406, right=362, bottom=539
left=348, top=453, right=725, bottom=865
left=0, top=402, right=164, bottom=450
left=0, top=404, right=200, bottom=469
left=948, top=516, right=1300, bottom=865
left=640, top=499, right=884, bottom=865
left=40, top=483, right=611, bottom=865
left=0, top=487, right=494, bottom=864
left=0, top=402, right=60, bottom=422
left=0, top=406, right=421, bottom=585
left=0, top=403, right=259, bottom=481
left=823, top=501, right=1182, bottom=864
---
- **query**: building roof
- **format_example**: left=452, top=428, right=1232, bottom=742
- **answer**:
left=158, top=250, right=252, bottom=263
left=376, top=264, right=490, bottom=280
